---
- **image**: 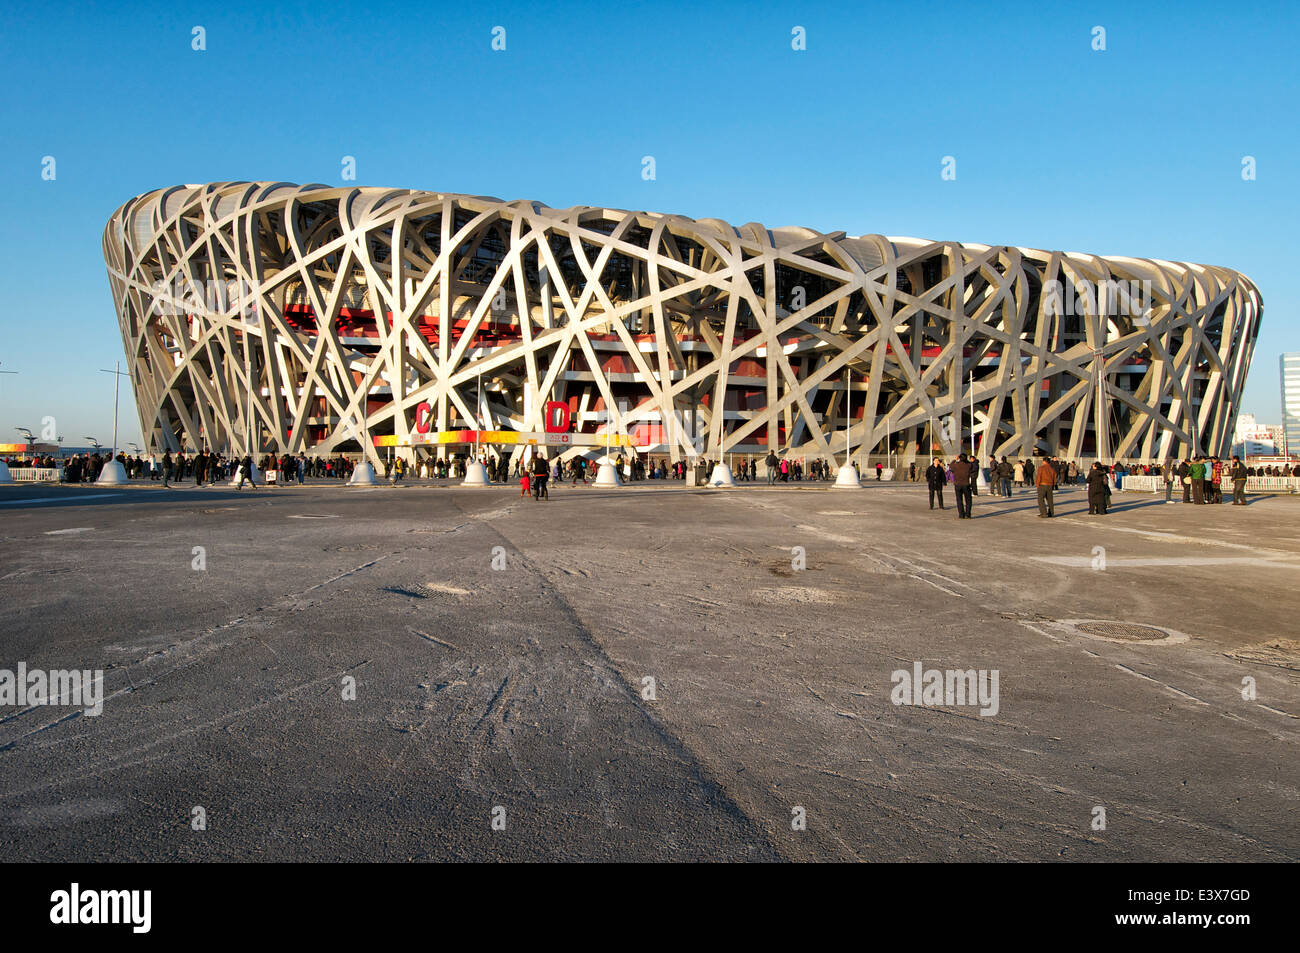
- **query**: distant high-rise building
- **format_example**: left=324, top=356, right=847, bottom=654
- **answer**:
left=1264, top=423, right=1287, bottom=457
left=1282, top=353, right=1300, bottom=458
left=1232, top=413, right=1279, bottom=458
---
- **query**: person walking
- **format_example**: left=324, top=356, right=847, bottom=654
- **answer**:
left=1086, top=461, right=1109, bottom=515
left=950, top=452, right=975, bottom=518
left=1035, top=456, right=1058, bottom=518
left=1230, top=455, right=1248, bottom=505
left=1178, top=458, right=1192, bottom=503
left=236, top=454, right=257, bottom=489
left=765, top=450, right=778, bottom=485
left=161, top=450, right=173, bottom=487
left=530, top=452, right=549, bottom=500
left=925, top=458, right=947, bottom=510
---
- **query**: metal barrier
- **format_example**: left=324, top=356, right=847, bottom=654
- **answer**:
left=1118, top=475, right=1164, bottom=492
left=11, top=468, right=63, bottom=482
left=1118, top=474, right=1299, bottom=493
left=1238, top=476, right=1300, bottom=492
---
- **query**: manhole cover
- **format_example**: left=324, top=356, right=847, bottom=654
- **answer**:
left=1032, top=619, right=1190, bottom=646
left=1075, top=622, right=1169, bottom=642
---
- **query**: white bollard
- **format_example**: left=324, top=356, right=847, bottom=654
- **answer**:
left=461, top=461, right=491, bottom=486
left=96, top=458, right=128, bottom=485
left=707, top=463, right=735, bottom=487
left=593, top=461, right=624, bottom=487
left=348, top=462, right=378, bottom=486
left=834, top=465, right=862, bottom=488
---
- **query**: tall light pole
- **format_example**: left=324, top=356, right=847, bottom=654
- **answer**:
left=969, top=370, right=976, bottom=460
left=833, top=366, right=862, bottom=488
left=845, top=366, right=852, bottom=465
left=1094, top=349, right=1108, bottom=461
left=100, top=361, right=129, bottom=462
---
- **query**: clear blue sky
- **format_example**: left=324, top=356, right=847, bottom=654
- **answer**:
left=1, top=0, right=1296, bottom=446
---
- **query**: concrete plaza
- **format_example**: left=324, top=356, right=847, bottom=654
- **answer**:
left=1, top=477, right=1296, bottom=861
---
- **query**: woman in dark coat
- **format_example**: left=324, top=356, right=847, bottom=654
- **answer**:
left=1086, top=462, right=1110, bottom=515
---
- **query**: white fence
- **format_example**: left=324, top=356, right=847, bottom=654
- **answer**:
left=11, top=468, right=63, bottom=482
left=1119, top=474, right=1299, bottom=493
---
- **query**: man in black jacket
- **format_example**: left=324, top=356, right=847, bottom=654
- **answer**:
left=530, top=452, right=549, bottom=500
left=1230, top=456, right=1248, bottom=505
left=1086, top=462, right=1110, bottom=514
left=996, top=456, right=1014, bottom=497
left=950, top=452, right=975, bottom=518
left=237, top=454, right=257, bottom=488
left=925, top=459, right=947, bottom=510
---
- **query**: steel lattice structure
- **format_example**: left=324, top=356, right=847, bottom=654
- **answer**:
left=103, top=181, right=1262, bottom=466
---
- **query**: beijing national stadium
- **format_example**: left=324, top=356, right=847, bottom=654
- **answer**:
left=101, top=181, right=1262, bottom=468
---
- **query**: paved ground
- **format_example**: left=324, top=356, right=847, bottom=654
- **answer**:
left=1, top=475, right=1297, bottom=861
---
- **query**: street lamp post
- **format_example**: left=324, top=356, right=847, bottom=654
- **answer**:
left=100, top=361, right=130, bottom=462
left=845, top=367, right=852, bottom=465
left=96, top=362, right=131, bottom=484
left=969, top=370, right=976, bottom=460
left=834, top=366, right=862, bottom=488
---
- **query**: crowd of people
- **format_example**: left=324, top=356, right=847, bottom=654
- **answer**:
left=9, top=445, right=1297, bottom=508
left=917, top=452, right=1259, bottom=518
left=9, top=450, right=366, bottom=486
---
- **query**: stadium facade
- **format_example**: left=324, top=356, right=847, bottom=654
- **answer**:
left=102, top=182, right=1262, bottom=467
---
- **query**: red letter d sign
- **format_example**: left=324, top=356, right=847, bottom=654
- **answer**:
left=544, top=401, right=570, bottom=434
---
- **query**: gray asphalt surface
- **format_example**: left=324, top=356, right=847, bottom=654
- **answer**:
left=1, top=476, right=1296, bottom=861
